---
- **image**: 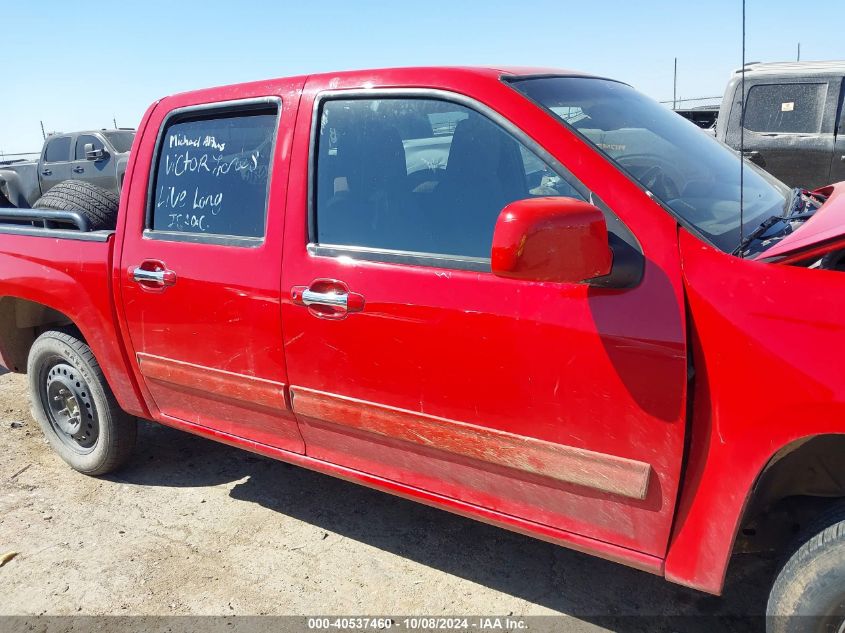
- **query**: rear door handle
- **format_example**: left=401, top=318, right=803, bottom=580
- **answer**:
left=72, top=166, right=84, bottom=174
left=291, top=279, right=364, bottom=320
left=129, top=261, right=177, bottom=291
left=42, top=169, right=52, bottom=176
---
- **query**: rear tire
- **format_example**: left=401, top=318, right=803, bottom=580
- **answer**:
left=33, top=180, right=119, bottom=231
left=767, top=504, right=845, bottom=633
left=27, top=330, right=136, bottom=475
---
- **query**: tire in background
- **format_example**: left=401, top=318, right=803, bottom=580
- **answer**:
left=767, top=503, right=845, bottom=633
left=27, top=330, right=136, bottom=475
left=33, top=180, right=119, bottom=231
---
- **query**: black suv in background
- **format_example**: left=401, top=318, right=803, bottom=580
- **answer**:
left=716, top=60, right=845, bottom=189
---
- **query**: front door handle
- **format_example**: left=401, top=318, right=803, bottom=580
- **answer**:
left=291, top=279, right=364, bottom=320
left=741, top=150, right=766, bottom=167
left=302, top=289, right=349, bottom=309
left=129, top=261, right=177, bottom=291
left=42, top=169, right=52, bottom=176
left=72, top=166, right=84, bottom=174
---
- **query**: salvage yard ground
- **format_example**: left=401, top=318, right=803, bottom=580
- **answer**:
left=0, top=371, right=773, bottom=632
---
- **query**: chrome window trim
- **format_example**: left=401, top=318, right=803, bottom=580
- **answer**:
left=307, top=243, right=490, bottom=273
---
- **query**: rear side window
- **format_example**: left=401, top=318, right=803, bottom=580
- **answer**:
left=743, top=83, right=827, bottom=134
left=150, top=105, right=278, bottom=240
left=44, top=137, right=71, bottom=162
left=314, top=97, right=584, bottom=260
left=75, top=135, right=104, bottom=159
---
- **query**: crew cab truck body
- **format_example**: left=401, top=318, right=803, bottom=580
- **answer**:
left=1, top=67, right=844, bottom=630
left=0, top=129, right=135, bottom=208
left=716, top=60, right=845, bottom=189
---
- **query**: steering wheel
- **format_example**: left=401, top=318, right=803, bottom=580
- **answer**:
left=638, top=165, right=682, bottom=201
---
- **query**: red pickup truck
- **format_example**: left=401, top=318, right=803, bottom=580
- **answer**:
left=1, top=67, right=844, bottom=630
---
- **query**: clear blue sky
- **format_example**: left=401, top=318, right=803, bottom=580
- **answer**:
left=2, top=0, right=843, bottom=154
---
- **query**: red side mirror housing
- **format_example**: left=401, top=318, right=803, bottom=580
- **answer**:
left=491, top=197, right=613, bottom=284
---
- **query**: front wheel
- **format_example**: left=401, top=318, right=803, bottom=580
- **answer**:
left=767, top=504, right=845, bottom=633
left=27, top=330, right=136, bottom=475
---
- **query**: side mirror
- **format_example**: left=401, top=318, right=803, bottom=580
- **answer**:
left=84, top=143, right=107, bottom=161
left=491, top=197, right=613, bottom=284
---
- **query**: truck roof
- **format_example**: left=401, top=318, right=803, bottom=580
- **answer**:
left=163, top=66, right=609, bottom=101
left=46, top=128, right=136, bottom=139
left=734, top=60, right=845, bottom=76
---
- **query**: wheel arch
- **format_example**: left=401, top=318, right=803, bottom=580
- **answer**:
left=0, top=296, right=78, bottom=372
left=736, top=434, right=845, bottom=554
left=0, top=293, right=149, bottom=420
left=665, top=427, right=845, bottom=594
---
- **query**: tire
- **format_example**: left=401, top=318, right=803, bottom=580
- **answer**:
left=27, top=330, right=136, bottom=475
left=767, top=503, right=845, bottom=633
left=33, top=180, right=119, bottom=231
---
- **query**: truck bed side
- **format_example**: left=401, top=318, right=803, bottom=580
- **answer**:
left=0, top=230, right=148, bottom=418
left=0, top=161, right=40, bottom=207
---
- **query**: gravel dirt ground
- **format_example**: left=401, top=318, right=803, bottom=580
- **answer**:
left=0, top=370, right=776, bottom=632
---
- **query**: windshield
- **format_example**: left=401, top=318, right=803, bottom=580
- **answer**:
left=511, top=76, right=791, bottom=253
left=103, top=131, right=135, bottom=153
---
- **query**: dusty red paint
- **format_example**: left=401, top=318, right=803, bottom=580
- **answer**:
left=291, top=386, right=652, bottom=500
left=137, top=353, right=288, bottom=412
left=151, top=407, right=665, bottom=576
left=0, top=66, right=842, bottom=596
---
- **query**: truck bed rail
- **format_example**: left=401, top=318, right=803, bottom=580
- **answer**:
left=0, top=208, right=90, bottom=232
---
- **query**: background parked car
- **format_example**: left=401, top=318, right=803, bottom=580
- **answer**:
left=716, top=60, right=845, bottom=189
left=0, top=129, right=135, bottom=208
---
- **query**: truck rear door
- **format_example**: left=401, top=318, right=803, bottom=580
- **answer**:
left=117, top=80, right=305, bottom=452
left=724, top=77, right=841, bottom=189
left=278, top=77, right=689, bottom=558
left=40, top=135, right=74, bottom=195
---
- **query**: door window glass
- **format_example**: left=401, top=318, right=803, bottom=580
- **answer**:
left=44, top=136, right=71, bottom=163
left=103, top=131, right=135, bottom=153
left=744, top=83, right=827, bottom=134
left=75, top=135, right=104, bottom=160
left=314, top=98, right=585, bottom=259
left=150, top=107, right=277, bottom=239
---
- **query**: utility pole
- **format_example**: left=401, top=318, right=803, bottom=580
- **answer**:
left=40, top=121, right=46, bottom=140
left=797, top=42, right=801, bottom=61
left=673, top=57, right=678, bottom=110
left=113, top=117, right=118, bottom=129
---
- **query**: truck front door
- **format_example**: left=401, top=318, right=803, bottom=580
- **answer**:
left=279, top=80, right=689, bottom=558
left=71, top=134, right=115, bottom=192
left=117, top=82, right=305, bottom=452
left=830, top=82, right=845, bottom=184
left=724, top=78, right=841, bottom=189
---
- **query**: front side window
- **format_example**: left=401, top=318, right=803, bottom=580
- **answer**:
left=150, top=106, right=277, bottom=239
left=314, top=97, right=584, bottom=260
left=743, top=83, right=827, bottom=134
left=512, top=76, right=792, bottom=253
left=75, top=135, right=104, bottom=160
left=44, top=136, right=71, bottom=163
left=103, top=131, right=135, bottom=153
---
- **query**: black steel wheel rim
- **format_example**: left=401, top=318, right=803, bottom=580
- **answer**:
left=41, top=359, right=98, bottom=453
